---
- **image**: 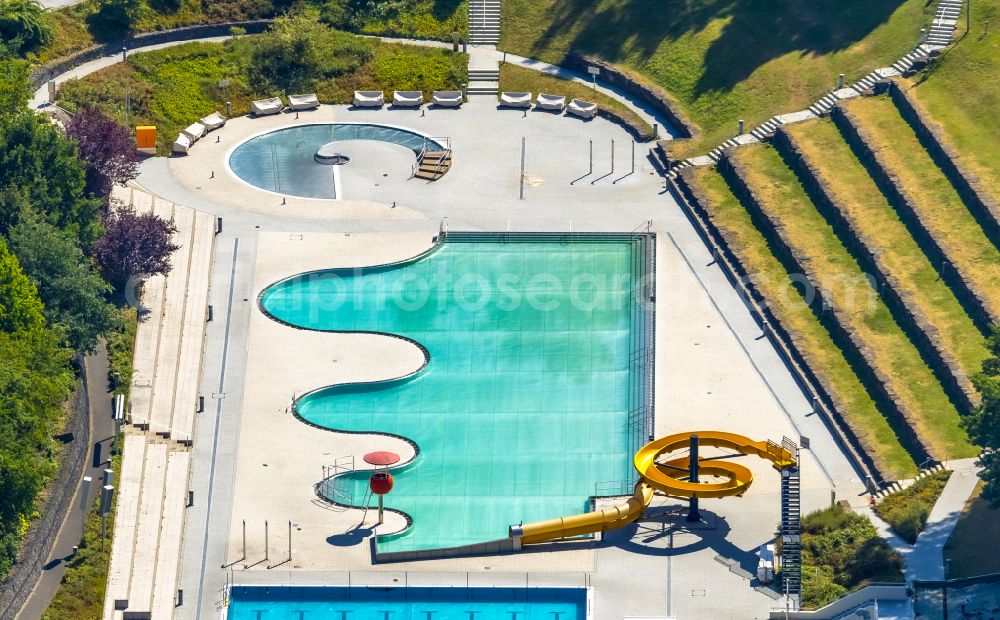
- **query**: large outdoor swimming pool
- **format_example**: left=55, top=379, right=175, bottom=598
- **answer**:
left=228, top=124, right=444, bottom=199
left=258, top=235, right=653, bottom=552
left=228, top=586, right=587, bottom=620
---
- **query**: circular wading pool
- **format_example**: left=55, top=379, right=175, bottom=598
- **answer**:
left=227, top=123, right=444, bottom=199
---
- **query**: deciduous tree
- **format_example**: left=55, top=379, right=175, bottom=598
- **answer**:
left=0, top=113, right=101, bottom=245
left=9, top=214, right=119, bottom=351
left=65, top=107, right=140, bottom=199
left=90, top=201, right=179, bottom=289
left=966, top=326, right=1000, bottom=507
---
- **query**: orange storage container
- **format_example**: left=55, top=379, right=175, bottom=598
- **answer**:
left=135, top=126, right=156, bottom=150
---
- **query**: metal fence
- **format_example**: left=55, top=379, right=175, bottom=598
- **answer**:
left=0, top=358, right=91, bottom=620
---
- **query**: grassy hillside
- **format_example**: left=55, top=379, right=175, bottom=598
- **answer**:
left=501, top=0, right=935, bottom=157
left=905, top=0, right=1000, bottom=209
left=32, top=0, right=467, bottom=64
left=944, top=482, right=1000, bottom=578
left=57, top=38, right=466, bottom=153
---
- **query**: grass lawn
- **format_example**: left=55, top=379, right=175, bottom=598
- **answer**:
left=944, top=481, right=1000, bottom=578
left=31, top=0, right=467, bottom=65
left=732, top=144, right=976, bottom=462
left=687, top=167, right=917, bottom=478
left=905, top=0, right=1000, bottom=211
left=41, top=453, right=121, bottom=620
left=498, top=64, right=652, bottom=135
left=785, top=119, right=990, bottom=377
left=841, top=96, right=1000, bottom=322
left=800, top=504, right=904, bottom=609
left=874, top=470, right=951, bottom=543
left=57, top=39, right=467, bottom=153
left=500, top=0, right=935, bottom=158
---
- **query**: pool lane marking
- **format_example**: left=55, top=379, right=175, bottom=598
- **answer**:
left=666, top=233, right=836, bottom=488
left=195, top=237, right=239, bottom=620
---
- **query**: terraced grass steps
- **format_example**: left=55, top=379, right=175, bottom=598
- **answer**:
left=901, top=9, right=1000, bottom=222
left=721, top=143, right=977, bottom=464
left=834, top=96, right=1000, bottom=327
left=677, top=167, right=918, bottom=479
left=773, top=120, right=989, bottom=411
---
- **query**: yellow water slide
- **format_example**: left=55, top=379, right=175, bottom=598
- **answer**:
left=509, top=431, right=796, bottom=546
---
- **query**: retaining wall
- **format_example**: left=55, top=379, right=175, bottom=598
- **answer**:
left=772, top=127, right=978, bottom=412
left=831, top=104, right=998, bottom=330
left=562, top=52, right=696, bottom=139
left=0, top=359, right=91, bottom=620
left=888, top=81, right=1000, bottom=249
left=717, top=150, right=935, bottom=463
left=671, top=170, right=888, bottom=483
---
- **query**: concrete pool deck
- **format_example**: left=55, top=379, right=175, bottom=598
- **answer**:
left=123, top=101, right=870, bottom=620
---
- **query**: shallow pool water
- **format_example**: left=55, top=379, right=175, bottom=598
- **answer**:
left=259, top=238, right=649, bottom=552
left=228, top=124, right=443, bottom=199
left=228, top=586, right=587, bottom=620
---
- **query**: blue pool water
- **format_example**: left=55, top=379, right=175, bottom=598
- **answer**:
left=228, top=586, right=587, bottom=620
left=259, top=237, right=650, bottom=552
left=229, top=124, right=444, bottom=199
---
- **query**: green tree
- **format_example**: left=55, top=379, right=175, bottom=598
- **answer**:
left=0, top=57, right=29, bottom=117
left=317, top=0, right=351, bottom=28
left=0, top=113, right=101, bottom=245
left=966, top=326, right=1000, bottom=506
left=91, top=0, right=142, bottom=38
left=0, top=0, right=53, bottom=56
left=0, top=325, right=73, bottom=577
left=241, top=9, right=373, bottom=92
left=9, top=214, right=119, bottom=351
left=0, top=238, right=44, bottom=332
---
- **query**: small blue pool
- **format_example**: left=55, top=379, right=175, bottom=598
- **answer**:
left=228, top=124, right=444, bottom=199
left=227, top=586, right=587, bottom=620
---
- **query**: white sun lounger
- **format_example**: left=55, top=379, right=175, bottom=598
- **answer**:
left=181, top=122, right=206, bottom=141
left=353, top=91, right=385, bottom=107
left=251, top=97, right=284, bottom=116
left=288, top=93, right=319, bottom=111
left=432, top=91, right=463, bottom=107
left=535, top=93, right=566, bottom=111
left=200, top=111, right=226, bottom=130
left=500, top=92, right=532, bottom=108
left=567, top=98, right=599, bottom=118
left=172, top=134, right=191, bottom=154
left=393, top=91, right=424, bottom=107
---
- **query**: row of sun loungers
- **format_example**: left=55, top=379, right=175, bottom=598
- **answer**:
left=174, top=88, right=596, bottom=154
left=173, top=110, right=228, bottom=154
left=250, top=93, right=320, bottom=116
left=500, top=91, right=599, bottom=118
left=353, top=90, right=464, bottom=108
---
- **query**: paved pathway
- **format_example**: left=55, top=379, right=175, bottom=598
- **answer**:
left=907, top=458, right=980, bottom=581
left=15, top=346, right=116, bottom=620
left=857, top=457, right=981, bottom=583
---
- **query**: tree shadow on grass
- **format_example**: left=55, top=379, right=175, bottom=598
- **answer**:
left=529, top=0, right=909, bottom=95
left=430, top=0, right=464, bottom=22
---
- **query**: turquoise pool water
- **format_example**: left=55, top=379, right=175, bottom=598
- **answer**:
left=228, top=586, right=586, bottom=620
left=229, top=124, right=443, bottom=199
left=259, top=237, right=649, bottom=552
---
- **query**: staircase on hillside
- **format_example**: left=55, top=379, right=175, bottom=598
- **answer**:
left=780, top=437, right=802, bottom=609
left=927, top=0, right=962, bottom=47
left=469, top=0, right=500, bottom=45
